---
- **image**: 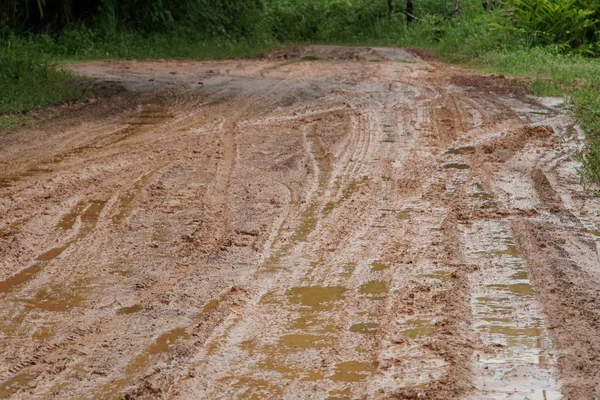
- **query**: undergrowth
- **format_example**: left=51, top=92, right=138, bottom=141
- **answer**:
left=0, top=40, right=90, bottom=128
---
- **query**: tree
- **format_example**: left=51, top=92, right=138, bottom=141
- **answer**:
left=406, top=0, right=414, bottom=24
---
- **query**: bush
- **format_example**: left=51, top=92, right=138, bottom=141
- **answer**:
left=0, top=36, right=88, bottom=115
left=493, top=0, right=600, bottom=54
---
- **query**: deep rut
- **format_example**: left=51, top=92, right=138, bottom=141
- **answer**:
left=0, top=46, right=598, bottom=399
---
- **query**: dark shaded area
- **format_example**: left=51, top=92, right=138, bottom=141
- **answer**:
left=2, top=0, right=265, bottom=37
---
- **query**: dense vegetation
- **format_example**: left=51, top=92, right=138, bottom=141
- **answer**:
left=2, top=0, right=600, bottom=182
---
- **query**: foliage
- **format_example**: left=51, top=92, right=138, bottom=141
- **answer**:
left=0, top=36, right=89, bottom=116
left=493, top=0, right=600, bottom=53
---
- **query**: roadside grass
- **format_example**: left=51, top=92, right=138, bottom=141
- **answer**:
left=0, top=62, right=90, bottom=129
left=48, top=31, right=275, bottom=61
left=449, top=48, right=600, bottom=184
left=0, top=39, right=91, bottom=128
left=0, top=34, right=275, bottom=128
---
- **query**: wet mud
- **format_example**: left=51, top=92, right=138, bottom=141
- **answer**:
left=0, top=45, right=597, bottom=399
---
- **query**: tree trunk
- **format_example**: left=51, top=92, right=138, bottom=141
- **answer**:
left=387, top=0, right=393, bottom=17
left=452, top=0, right=459, bottom=16
left=406, top=0, right=414, bottom=24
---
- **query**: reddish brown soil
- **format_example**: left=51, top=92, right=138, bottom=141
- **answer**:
left=0, top=46, right=598, bottom=400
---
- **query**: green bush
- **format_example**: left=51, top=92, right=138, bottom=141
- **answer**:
left=494, top=0, right=600, bottom=54
left=0, top=36, right=88, bottom=115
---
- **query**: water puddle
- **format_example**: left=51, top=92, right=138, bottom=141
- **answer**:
left=328, top=388, right=352, bottom=400
left=57, top=202, right=88, bottom=230
left=0, top=370, right=41, bottom=399
left=37, top=245, right=70, bottom=261
left=279, top=334, right=335, bottom=349
left=471, top=183, right=495, bottom=203
left=290, top=204, right=317, bottom=243
left=323, top=201, right=336, bottom=216
left=257, top=359, right=296, bottom=379
left=0, top=200, right=104, bottom=295
left=328, top=361, right=375, bottom=382
left=290, top=314, right=324, bottom=330
left=117, top=304, right=143, bottom=315
left=350, top=322, right=379, bottom=335
left=490, top=244, right=520, bottom=257
left=286, top=286, right=347, bottom=310
left=400, top=319, right=436, bottom=339
left=418, top=269, right=454, bottom=283
left=202, top=298, right=220, bottom=313
left=370, top=260, right=389, bottom=271
left=446, top=146, right=475, bottom=155
left=587, top=228, right=600, bottom=237
left=0, top=264, right=43, bottom=294
left=359, top=281, right=388, bottom=299
left=126, top=327, right=190, bottom=374
left=396, top=208, right=414, bottom=221
left=486, top=282, right=535, bottom=296
left=443, top=163, right=471, bottom=170
left=21, top=284, right=84, bottom=312
left=466, top=220, right=561, bottom=398
left=223, top=279, right=356, bottom=397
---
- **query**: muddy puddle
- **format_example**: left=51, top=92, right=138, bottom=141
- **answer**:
left=0, top=167, right=53, bottom=193
left=470, top=183, right=496, bottom=205
left=21, top=284, right=85, bottom=312
left=117, top=304, right=143, bottom=315
left=97, top=327, right=191, bottom=399
left=217, top=282, right=382, bottom=397
left=400, top=319, right=436, bottom=339
left=329, top=361, right=375, bottom=382
left=446, top=146, right=475, bottom=155
left=359, top=280, right=387, bottom=299
left=0, top=200, right=104, bottom=296
left=126, top=327, right=190, bottom=374
left=350, top=322, right=379, bottom=335
left=370, top=260, right=389, bottom=271
left=464, top=220, right=561, bottom=399
left=0, top=370, right=41, bottom=399
left=286, top=285, right=346, bottom=310
left=443, top=163, right=471, bottom=170
left=418, top=269, right=454, bottom=284
left=396, top=208, right=414, bottom=221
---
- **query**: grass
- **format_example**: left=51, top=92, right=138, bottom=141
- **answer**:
left=0, top=33, right=276, bottom=128
left=0, top=38, right=91, bottom=128
left=447, top=48, right=600, bottom=184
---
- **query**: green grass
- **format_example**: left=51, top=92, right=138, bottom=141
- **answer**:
left=445, top=48, right=600, bottom=184
left=0, top=38, right=91, bottom=128
left=0, top=33, right=276, bottom=128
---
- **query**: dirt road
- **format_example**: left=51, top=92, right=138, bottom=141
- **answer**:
left=1, top=46, right=599, bottom=399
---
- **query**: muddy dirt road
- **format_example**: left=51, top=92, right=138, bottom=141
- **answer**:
left=1, top=46, right=600, bottom=399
